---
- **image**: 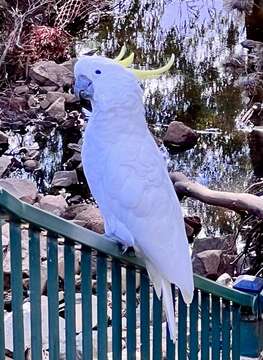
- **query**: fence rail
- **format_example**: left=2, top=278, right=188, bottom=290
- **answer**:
left=0, top=188, right=262, bottom=359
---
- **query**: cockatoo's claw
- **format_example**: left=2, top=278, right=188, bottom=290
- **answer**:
left=118, top=243, right=136, bottom=257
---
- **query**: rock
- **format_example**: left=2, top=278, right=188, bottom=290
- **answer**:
left=163, top=121, right=198, bottom=151
left=62, top=203, right=89, bottom=220
left=0, top=178, right=38, bottom=204
left=40, top=91, right=76, bottom=110
left=38, top=195, right=67, bottom=216
left=64, top=93, right=77, bottom=103
left=39, top=85, right=59, bottom=93
left=9, top=96, right=28, bottom=111
left=65, top=152, right=82, bottom=168
left=27, top=94, right=39, bottom=109
left=14, top=85, right=29, bottom=96
left=51, top=170, right=78, bottom=187
left=30, top=61, right=73, bottom=87
left=69, top=195, right=83, bottom=204
left=0, top=0, right=8, bottom=9
left=184, top=216, right=202, bottom=237
left=68, top=143, right=81, bottom=152
left=24, top=159, right=39, bottom=172
left=74, top=206, right=104, bottom=234
left=192, top=250, right=223, bottom=278
left=0, top=156, right=11, bottom=177
left=218, top=253, right=236, bottom=276
left=4, top=296, right=66, bottom=353
left=192, top=236, right=235, bottom=256
left=61, top=58, right=77, bottom=72
left=3, top=229, right=47, bottom=290
left=185, top=222, right=194, bottom=241
left=74, top=294, right=102, bottom=332
left=216, top=273, right=233, bottom=287
left=0, top=131, right=8, bottom=144
left=57, top=246, right=80, bottom=280
left=46, top=96, right=66, bottom=119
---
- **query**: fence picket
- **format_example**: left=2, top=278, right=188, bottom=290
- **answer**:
left=178, top=292, right=187, bottom=360
left=0, top=221, right=5, bottom=360
left=189, top=290, right=199, bottom=360
left=201, top=292, right=210, bottom=360
left=126, top=266, right=136, bottom=360
left=0, top=189, right=261, bottom=360
left=152, top=290, right=162, bottom=360
left=97, top=252, right=108, bottom=359
left=29, top=227, right=42, bottom=360
left=112, top=258, right=122, bottom=359
left=64, top=238, right=76, bottom=360
left=47, top=232, right=60, bottom=360
left=222, top=300, right=231, bottom=360
left=81, top=246, right=92, bottom=360
left=10, top=220, right=24, bottom=360
left=211, top=295, right=221, bottom=360
left=232, top=304, right=241, bottom=360
left=140, top=270, right=150, bottom=360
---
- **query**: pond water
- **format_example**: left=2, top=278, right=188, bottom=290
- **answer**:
left=76, top=0, right=254, bottom=236
left=7, top=0, right=256, bottom=237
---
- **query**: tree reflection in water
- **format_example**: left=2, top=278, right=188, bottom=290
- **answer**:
left=77, top=0, right=253, bottom=236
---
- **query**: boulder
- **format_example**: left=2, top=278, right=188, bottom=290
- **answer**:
left=0, top=131, right=8, bottom=145
left=0, top=178, right=38, bottom=204
left=23, top=159, right=39, bottom=172
left=13, top=85, right=29, bottom=96
left=3, top=229, right=47, bottom=290
left=40, top=91, right=65, bottom=110
left=192, top=250, right=223, bottom=278
left=46, top=96, right=66, bottom=119
left=65, top=152, right=82, bottom=168
left=192, top=236, right=235, bottom=256
left=57, top=246, right=80, bottom=280
left=68, top=143, right=81, bottom=152
left=216, top=273, right=233, bottom=287
left=51, top=170, right=78, bottom=187
left=185, top=222, right=194, bottom=241
left=74, top=206, right=104, bottom=234
left=4, top=296, right=66, bottom=353
left=30, top=61, right=73, bottom=87
left=38, top=194, right=67, bottom=216
left=163, top=121, right=198, bottom=151
left=184, top=216, right=202, bottom=236
left=0, top=156, right=11, bottom=177
left=27, top=94, right=39, bottom=109
left=62, top=203, right=89, bottom=220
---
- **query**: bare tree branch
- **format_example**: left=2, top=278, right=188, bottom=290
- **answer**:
left=170, top=172, right=263, bottom=219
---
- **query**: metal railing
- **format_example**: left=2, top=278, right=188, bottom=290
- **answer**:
left=0, top=188, right=262, bottom=359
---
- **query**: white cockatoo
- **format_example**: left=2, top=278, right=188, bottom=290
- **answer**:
left=74, top=49, right=194, bottom=341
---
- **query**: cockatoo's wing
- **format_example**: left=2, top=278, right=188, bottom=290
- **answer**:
left=100, top=130, right=194, bottom=304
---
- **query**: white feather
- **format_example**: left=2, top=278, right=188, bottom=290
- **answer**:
left=75, top=56, right=194, bottom=342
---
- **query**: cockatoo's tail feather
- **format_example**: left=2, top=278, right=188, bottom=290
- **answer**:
left=74, top=52, right=194, bottom=343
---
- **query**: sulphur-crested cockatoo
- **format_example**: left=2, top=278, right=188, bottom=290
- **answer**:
left=74, top=50, right=194, bottom=341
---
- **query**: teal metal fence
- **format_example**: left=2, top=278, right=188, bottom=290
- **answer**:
left=0, top=188, right=262, bottom=359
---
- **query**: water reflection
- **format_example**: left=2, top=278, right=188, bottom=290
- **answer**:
left=7, top=127, right=63, bottom=193
left=77, top=0, right=252, bottom=235
left=4, top=0, right=254, bottom=237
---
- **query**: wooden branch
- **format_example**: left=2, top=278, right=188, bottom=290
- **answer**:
left=170, top=172, right=263, bottom=219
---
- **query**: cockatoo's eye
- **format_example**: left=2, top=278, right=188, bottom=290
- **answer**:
left=95, top=69, right=101, bottom=74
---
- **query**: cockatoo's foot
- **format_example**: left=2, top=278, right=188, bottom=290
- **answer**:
left=103, top=233, right=135, bottom=256
left=117, top=243, right=136, bottom=257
